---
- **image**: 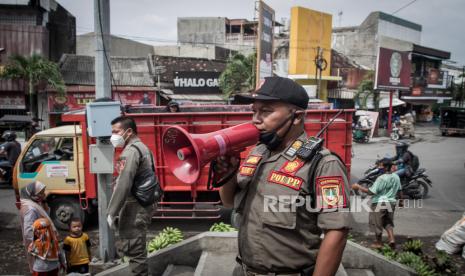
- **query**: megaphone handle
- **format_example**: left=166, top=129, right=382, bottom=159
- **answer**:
left=207, top=160, right=239, bottom=190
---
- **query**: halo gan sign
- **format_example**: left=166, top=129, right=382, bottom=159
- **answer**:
left=375, top=47, right=411, bottom=91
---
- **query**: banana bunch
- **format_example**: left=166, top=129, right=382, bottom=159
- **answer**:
left=397, top=252, right=436, bottom=276
left=209, top=222, right=237, bottom=232
left=147, top=227, right=184, bottom=253
left=402, top=239, right=424, bottom=255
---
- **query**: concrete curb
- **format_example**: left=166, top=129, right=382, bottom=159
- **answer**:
left=96, top=232, right=416, bottom=276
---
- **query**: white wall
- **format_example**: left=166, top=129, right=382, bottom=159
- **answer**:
left=378, top=20, right=421, bottom=45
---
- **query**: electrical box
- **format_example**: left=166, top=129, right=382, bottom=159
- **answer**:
left=86, top=101, right=121, bottom=137
left=89, top=144, right=114, bottom=174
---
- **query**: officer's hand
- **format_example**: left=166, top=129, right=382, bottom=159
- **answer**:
left=215, top=155, right=240, bottom=176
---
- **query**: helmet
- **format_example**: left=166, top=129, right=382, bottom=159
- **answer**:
left=395, top=141, right=409, bottom=154
left=168, top=100, right=179, bottom=107
left=2, top=131, right=17, bottom=142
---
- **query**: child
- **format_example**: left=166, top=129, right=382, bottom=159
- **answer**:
left=63, top=218, right=92, bottom=274
left=352, top=158, right=403, bottom=249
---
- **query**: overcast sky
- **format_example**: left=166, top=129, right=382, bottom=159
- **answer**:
left=57, top=0, right=465, bottom=66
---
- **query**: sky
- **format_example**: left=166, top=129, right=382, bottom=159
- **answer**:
left=57, top=0, right=465, bottom=66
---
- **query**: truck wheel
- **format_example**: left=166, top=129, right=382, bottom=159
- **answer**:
left=49, top=196, right=86, bottom=230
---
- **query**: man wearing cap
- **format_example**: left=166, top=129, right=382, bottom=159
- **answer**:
left=217, top=76, right=351, bottom=276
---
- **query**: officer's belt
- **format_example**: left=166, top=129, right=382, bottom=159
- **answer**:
left=236, top=256, right=312, bottom=276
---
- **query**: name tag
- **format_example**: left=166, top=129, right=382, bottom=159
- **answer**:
left=268, top=171, right=303, bottom=191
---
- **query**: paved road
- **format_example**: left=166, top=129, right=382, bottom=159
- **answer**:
left=350, top=125, right=465, bottom=237
left=1, top=125, right=464, bottom=238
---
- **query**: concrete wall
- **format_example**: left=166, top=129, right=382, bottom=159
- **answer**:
left=77, top=33, right=154, bottom=57
left=177, top=17, right=226, bottom=45
left=332, top=12, right=422, bottom=71
left=332, top=28, right=378, bottom=70
left=378, top=20, right=421, bottom=45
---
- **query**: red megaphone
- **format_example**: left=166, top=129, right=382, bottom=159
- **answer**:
left=162, top=123, right=259, bottom=184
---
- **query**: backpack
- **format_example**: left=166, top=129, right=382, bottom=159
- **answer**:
left=130, top=144, right=163, bottom=207
left=408, top=151, right=420, bottom=172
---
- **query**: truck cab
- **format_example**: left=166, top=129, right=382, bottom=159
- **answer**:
left=13, top=125, right=89, bottom=230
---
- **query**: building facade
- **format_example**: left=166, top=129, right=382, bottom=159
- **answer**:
left=0, top=0, right=75, bottom=128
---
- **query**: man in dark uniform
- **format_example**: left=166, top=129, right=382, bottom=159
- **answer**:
left=107, top=116, right=154, bottom=276
left=217, top=77, right=351, bottom=276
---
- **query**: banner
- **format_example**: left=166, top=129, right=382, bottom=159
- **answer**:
left=375, top=47, right=411, bottom=91
left=0, top=92, right=25, bottom=109
left=256, top=0, right=274, bottom=87
left=48, top=91, right=156, bottom=113
left=173, top=71, right=221, bottom=93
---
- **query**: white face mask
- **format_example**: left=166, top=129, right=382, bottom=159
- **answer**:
left=110, top=129, right=129, bottom=148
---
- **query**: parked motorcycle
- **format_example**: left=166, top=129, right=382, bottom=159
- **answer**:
left=356, top=160, right=432, bottom=199
left=391, top=121, right=415, bottom=141
left=0, top=155, right=13, bottom=186
left=353, top=126, right=370, bottom=143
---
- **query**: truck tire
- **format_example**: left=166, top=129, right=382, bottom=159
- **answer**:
left=49, top=196, right=86, bottom=230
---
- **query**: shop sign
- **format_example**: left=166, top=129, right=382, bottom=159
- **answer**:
left=173, top=71, right=221, bottom=93
left=0, top=94, right=25, bottom=109
left=48, top=91, right=156, bottom=113
left=375, top=47, right=412, bottom=91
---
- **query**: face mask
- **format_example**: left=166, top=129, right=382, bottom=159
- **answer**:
left=110, top=129, right=129, bottom=148
left=259, top=112, right=295, bottom=150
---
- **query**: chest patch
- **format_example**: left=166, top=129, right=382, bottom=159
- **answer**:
left=245, top=155, right=262, bottom=166
left=315, top=176, right=347, bottom=209
left=268, top=171, right=303, bottom=190
left=285, top=140, right=303, bottom=157
left=239, top=165, right=256, bottom=176
left=279, top=159, right=304, bottom=175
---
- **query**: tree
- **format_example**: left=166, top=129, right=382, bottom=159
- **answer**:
left=219, top=53, right=256, bottom=98
left=0, top=54, right=65, bottom=118
left=354, top=71, right=377, bottom=110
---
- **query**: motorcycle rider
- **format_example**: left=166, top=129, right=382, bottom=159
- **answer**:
left=0, top=131, right=22, bottom=182
left=392, top=142, right=416, bottom=178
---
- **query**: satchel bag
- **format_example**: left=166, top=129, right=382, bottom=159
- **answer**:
left=130, top=143, right=163, bottom=207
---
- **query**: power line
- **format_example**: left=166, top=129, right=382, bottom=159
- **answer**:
left=392, top=0, right=418, bottom=15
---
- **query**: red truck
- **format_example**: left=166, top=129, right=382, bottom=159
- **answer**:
left=13, top=105, right=353, bottom=229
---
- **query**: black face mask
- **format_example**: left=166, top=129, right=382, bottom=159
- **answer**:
left=259, top=113, right=295, bottom=150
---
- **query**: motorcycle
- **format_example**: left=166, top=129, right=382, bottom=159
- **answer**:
left=0, top=155, right=13, bottom=186
left=356, top=160, right=432, bottom=199
left=391, top=121, right=415, bottom=141
left=353, top=125, right=370, bottom=143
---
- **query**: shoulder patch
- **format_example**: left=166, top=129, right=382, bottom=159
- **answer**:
left=280, top=159, right=305, bottom=175
left=315, top=176, right=347, bottom=209
left=285, top=140, right=303, bottom=157
left=239, top=165, right=256, bottom=176
left=245, top=155, right=262, bottom=166
left=268, top=171, right=303, bottom=191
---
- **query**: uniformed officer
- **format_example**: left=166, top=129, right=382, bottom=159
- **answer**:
left=107, top=116, right=154, bottom=276
left=217, top=77, right=351, bottom=276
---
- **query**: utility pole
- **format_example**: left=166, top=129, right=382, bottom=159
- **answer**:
left=461, top=66, right=464, bottom=107
left=94, top=0, right=115, bottom=262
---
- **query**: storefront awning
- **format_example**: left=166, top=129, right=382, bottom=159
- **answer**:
left=168, top=94, right=226, bottom=103
left=401, top=96, right=453, bottom=100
